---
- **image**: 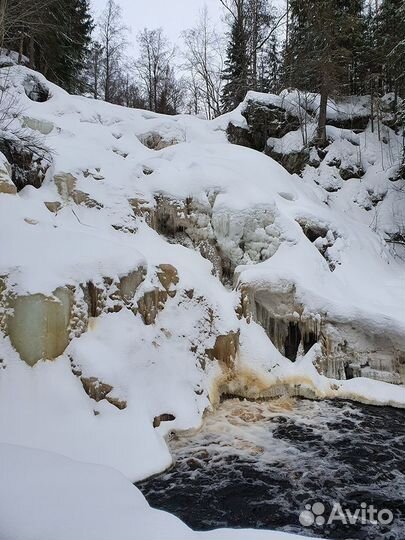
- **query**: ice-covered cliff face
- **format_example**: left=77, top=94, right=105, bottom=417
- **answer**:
left=0, top=65, right=404, bottom=481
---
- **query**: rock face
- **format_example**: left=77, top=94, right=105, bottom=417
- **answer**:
left=227, top=96, right=301, bottom=153
left=242, top=283, right=405, bottom=385
left=226, top=92, right=373, bottom=177
left=206, top=331, right=240, bottom=369
left=0, top=139, right=49, bottom=191
left=0, top=155, right=16, bottom=194
left=6, top=287, right=73, bottom=366
left=1, top=267, right=147, bottom=366
left=54, top=172, right=103, bottom=209
left=227, top=96, right=311, bottom=174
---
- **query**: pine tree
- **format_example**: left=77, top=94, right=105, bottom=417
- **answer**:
left=221, top=16, right=249, bottom=111
left=4, top=0, right=93, bottom=94
left=283, top=0, right=365, bottom=145
left=221, top=0, right=281, bottom=111
left=375, top=0, right=405, bottom=100
left=44, top=0, right=93, bottom=93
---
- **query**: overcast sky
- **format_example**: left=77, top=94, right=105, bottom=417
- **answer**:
left=91, top=0, right=286, bottom=54
left=91, top=0, right=226, bottom=52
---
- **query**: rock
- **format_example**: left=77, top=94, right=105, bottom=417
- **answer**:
left=54, top=173, right=103, bottom=208
left=137, top=288, right=168, bottom=325
left=129, top=198, right=156, bottom=228
left=54, top=172, right=77, bottom=200
left=0, top=158, right=16, bottom=195
left=44, top=201, right=62, bottom=213
left=243, top=282, right=405, bottom=383
left=228, top=98, right=301, bottom=153
left=0, top=138, right=49, bottom=191
left=339, top=164, right=365, bottom=181
left=206, top=331, right=240, bottom=369
left=266, top=147, right=310, bottom=175
left=118, top=268, right=147, bottom=304
left=153, top=413, right=175, bottom=428
left=226, top=123, right=255, bottom=150
left=157, top=264, right=179, bottom=298
left=23, top=75, right=50, bottom=102
left=81, top=376, right=127, bottom=410
left=326, top=115, right=369, bottom=131
left=71, top=190, right=103, bottom=209
left=138, top=132, right=178, bottom=150
left=7, top=287, right=74, bottom=366
left=82, top=281, right=105, bottom=318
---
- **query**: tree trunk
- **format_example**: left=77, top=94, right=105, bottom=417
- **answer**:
left=317, top=82, right=328, bottom=146
left=0, top=0, right=7, bottom=48
left=370, top=77, right=374, bottom=133
left=18, top=32, right=24, bottom=64
left=29, top=34, right=35, bottom=69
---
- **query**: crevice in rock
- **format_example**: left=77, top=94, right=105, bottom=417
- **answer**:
left=0, top=137, right=50, bottom=191
left=23, top=75, right=50, bottom=102
left=296, top=218, right=339, bottom=271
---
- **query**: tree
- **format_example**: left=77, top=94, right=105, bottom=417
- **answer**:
left=220, top=0, right=250, bottom=111
left=375, top=0, right=405, bottom=101
left=220, top=0, right=285, bottom=111
left=2, top=0, right=92, bottom=93
left=98, top=0, right=127, bottom=103
left=84, top=41, right=104, bottom=99
left=43, top=0, right=93, bottom=93
left=283, top=0, right=365, bottom=145
left=135, top=28, right=182, bottom=114
left=182, top=8, right=224, bottom=119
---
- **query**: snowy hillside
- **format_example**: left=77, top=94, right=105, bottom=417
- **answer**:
left=0, top=65, right=404, bottom=539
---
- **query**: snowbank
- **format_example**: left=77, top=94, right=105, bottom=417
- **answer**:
left=0, top=443, right=318, bottom=540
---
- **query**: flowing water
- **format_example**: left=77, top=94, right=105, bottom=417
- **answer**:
left=137, top=398, right=405, bottom=539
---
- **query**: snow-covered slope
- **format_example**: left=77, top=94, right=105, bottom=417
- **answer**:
left=0, top=64, right=404, bottom=504
left=0, top=443, right=319, bottom=540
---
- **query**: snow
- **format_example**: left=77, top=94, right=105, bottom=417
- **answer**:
left=279, top=89, right=371, bottom=122
left=0, top=64, right=404, bottom=540
left=0, top=443, right=319, bottom=540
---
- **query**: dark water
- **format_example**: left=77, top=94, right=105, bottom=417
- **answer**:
left=136, top=398, right=405, bottom=539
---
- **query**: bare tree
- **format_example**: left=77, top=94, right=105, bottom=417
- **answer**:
left=98, top=0, right=127, bottom=103
left=135, top=28, right=180, bottom=114
left=182, top=8, right=224, bottom=119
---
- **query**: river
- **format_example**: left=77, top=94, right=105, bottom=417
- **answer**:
left=137, top=398, right=405, bottom=539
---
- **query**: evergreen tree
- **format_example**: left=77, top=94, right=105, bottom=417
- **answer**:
left=4, top=0, right=92, bottom=94
left=43, top=0, right=93, bottom=93
left=375, top=0, right=405, bottom=100
left=283, top=0, right=365, bottom=145
left=221, top=15, right=249, bottom=111
left=221, top=0, right=280, bottom=111
left=256, top=33, right=280, bottom=93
